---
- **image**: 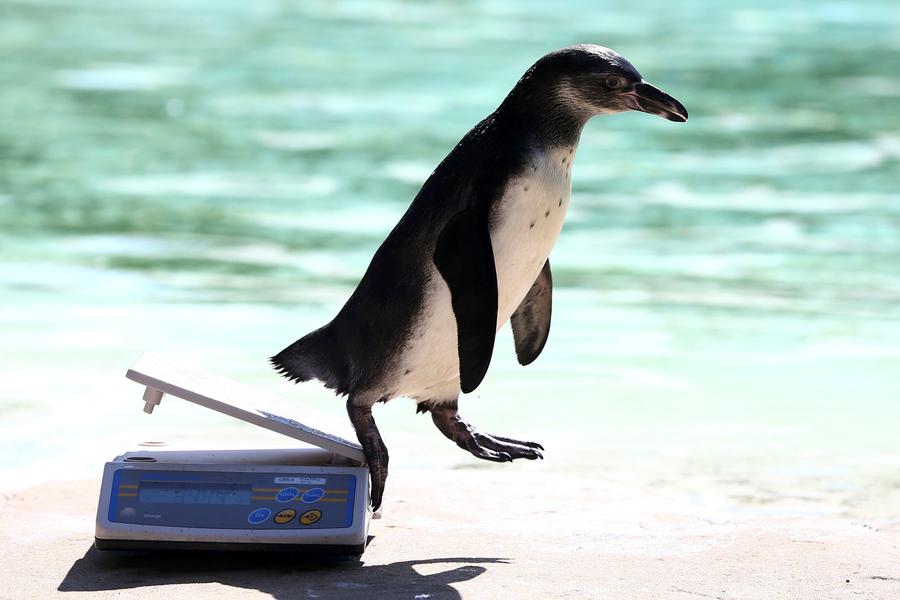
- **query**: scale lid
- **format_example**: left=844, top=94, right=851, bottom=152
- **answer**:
left=125, top=351, right=365, bottom=464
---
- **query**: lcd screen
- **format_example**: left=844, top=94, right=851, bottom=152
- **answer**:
left=138, top=481, right=252, bottom=505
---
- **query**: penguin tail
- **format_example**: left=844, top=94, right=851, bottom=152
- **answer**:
left=270, top=324, right=349, bottom=396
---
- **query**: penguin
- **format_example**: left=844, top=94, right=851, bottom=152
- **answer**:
left=272, top=44, right=688, bottom=510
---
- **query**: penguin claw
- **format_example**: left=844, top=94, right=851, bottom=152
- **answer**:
left=459, top=432, right=542, bottom=462
left=490, top=435, right=544, bottom=452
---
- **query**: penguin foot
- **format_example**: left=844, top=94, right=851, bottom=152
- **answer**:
left=347, top=399, right=389, bottom=511
left=427, top=403, right=544, bottom=461
left=466, top=431, right=544, bottom=461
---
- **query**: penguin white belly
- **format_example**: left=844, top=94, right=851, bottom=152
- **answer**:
left=491, top=147, right=573, bottom=325
left=394, top=147, right=574, bottom=402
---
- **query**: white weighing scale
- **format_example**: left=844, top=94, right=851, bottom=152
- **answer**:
left=94, top=352, right=372, bottom=555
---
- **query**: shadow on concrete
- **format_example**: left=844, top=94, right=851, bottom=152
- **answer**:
left=58, top=544, right=507, bottom=599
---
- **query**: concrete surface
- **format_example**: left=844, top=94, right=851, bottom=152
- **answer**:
left=2, top=469, right=899, bottom=599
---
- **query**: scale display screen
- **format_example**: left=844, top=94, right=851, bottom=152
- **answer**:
left=138, top=481, right=252, bottom=505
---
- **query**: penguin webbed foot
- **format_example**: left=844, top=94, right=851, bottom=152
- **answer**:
left=427, top=403, right=544, bottom=461
left=347, top=400, right=389, bottom=511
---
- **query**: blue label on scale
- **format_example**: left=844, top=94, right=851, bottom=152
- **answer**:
left=301, top=487, right=325, bottom=503
left=276, top=487, right=299, bottom=502
left=247, top=508, right=271, bottom=524
left=109, top=470, right=357, bottom=529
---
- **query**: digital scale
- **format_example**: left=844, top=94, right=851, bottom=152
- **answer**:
left=94, top=352, right=372, bottom=555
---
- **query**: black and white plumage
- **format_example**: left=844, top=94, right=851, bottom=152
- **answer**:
left=272, top=44, right=688, bottom=509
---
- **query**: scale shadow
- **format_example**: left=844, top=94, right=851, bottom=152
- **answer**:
left=57, top=543, right=508, bottom=599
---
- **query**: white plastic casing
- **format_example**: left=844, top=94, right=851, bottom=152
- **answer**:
left=95, top=448, right=371, bottom=550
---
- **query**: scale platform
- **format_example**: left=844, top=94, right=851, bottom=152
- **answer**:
left=94, top=352, right=372, bottom=555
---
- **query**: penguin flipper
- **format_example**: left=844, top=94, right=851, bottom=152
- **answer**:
left=433, top=206, right=498, bottom=394
left=510, top=259, right=553, bottom=366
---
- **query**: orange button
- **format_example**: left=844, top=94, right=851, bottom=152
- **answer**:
left=299, top=509, right=322, bottom=525
left=274, top=509, right=296, bottom=524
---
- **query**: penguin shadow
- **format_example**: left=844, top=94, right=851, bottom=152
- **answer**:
left=58, top=542, right=507, bottom=599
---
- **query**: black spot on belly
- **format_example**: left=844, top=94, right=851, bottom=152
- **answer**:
left=523, top=185, right=529, bottom=191
left=558, top=197, right=563, bottom=206
left=529, top=221, right=535, bottom=229
left=404, top=369, right=411, bottom=375
left=544, top=209, right=550, bottom=217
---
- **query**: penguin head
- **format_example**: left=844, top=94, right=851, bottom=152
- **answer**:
left=522, top=44, right=688, bottom=123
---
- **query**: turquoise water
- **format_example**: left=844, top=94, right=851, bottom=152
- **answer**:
left=1, top=1, right=899, bottom=518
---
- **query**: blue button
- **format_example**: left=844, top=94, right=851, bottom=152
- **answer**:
left=276, top=487, right=299, bottom=503
left=247, top=508, right=272, bottom=524
left=301, top=487, right=325, bottom=503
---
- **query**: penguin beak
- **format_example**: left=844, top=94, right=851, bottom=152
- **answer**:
left=626, top=81, right=688, bottom=122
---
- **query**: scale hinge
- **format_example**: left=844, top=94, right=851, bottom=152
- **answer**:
left=142, top=386, right=164, bottom=414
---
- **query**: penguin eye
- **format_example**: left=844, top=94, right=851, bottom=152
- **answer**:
left=603, top=76, right=626, bottom=90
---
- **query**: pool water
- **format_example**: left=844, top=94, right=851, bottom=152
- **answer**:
left=1, top=0, right=899, bottom=519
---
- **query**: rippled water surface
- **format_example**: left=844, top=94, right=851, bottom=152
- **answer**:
left=1, top=0, right=899, bottom=518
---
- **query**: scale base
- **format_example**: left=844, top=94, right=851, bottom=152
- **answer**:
left=95, top=537, right=367, bottom=556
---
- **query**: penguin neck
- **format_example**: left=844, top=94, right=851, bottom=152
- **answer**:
left=497, top=86, right=590, bottom=150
